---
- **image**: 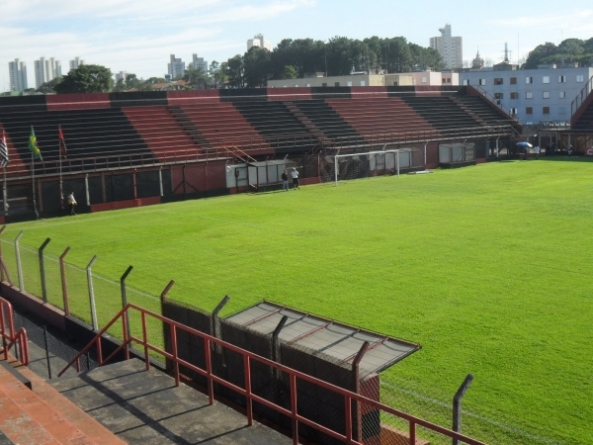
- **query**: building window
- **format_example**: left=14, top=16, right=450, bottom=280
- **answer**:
left=462, top=79, right=469, bottom=85
left=510, top=77, right=517, bottom=85
left=543, top=106, right=550, bottom=115
left=543, top=91, right=550, bottom=99
left=559, top=75, right=567, bottom=83
left=478, top=79, right=486, bottom=85
left=322, top=83, right=327, bottom=87
left=510, top=92, right=519, bottom=99
left=577, top=75, right=584, bottom=82
left=510, top=107, right=518, bottom=115
left=347, top=81, right=352, bottom=87
left=526, top=91, right=533, bottom=99
left=360, top=81, right=366, bottom=86
left=526, top=76, right=533, bottom=84
left=494, top=78, right=503, bottom=85
left=421, top=76, right=427, bottom=83
left=559, top=91, right=566, bottom=99
left=334, top=82, right=340, bottom=87
left=494, top=93, right=503, bottom=99
left=543, top=76, right=550, bottom=84
left=526, top=107, right=533, bottom=115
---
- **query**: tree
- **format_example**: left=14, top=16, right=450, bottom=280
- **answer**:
left=210, top=61, right=228, bottom=88
left=54, top=64, right=114, bottom=93
left=281, top=65, right=299, bottom=79
left=224, top=55, right=245, bottom=88
left=37, top=77, right=63, bottom=94
left=243, top=47, right=272, bottom=87
left=183, top=66, right=209, bottom=89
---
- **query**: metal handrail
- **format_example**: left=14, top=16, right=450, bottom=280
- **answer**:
left=0, top=296, right=30, bottom=365
left=571, top=74, right=593, bottom=117
left=58, top=303, right=487, bottom=445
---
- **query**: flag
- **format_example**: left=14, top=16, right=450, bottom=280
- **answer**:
left=0, top=132, right=8, bottom=168
left=28, top=126, right=42, bottom=161
left=58, top=125, right=67, bottom=158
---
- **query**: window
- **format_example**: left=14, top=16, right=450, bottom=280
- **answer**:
left=360, top=81, right=366, bottom=86
left=347, top=81, right=352, bottom=87
left=494, top=78, right=504, bottom=85
left=558, top=75, right=567, bottom=83
left=478, top=79, right=486, bottom=86
left=462, top=79, right=469, bottom=86
left=510, top=107, right=518, bottom=115
left=322, top=83, right=327, bottom=87
left=543, top=106, right=550, bottom=115
left=577, top=74, right=584, bottom=82
left=421, top=76, right=427, bottom=83
left=543, top=91, right=550, bottom=99
left=526, top=107, right=533, bottom=115
left=510, top=77, right=517, bottom=85
left=526, top=91, right=533, bottom=99
left=559, top=91, right=566, bottom=99
left=510, top=92, right=519, bottom=99
left=306, top=83, right=311, bottom=87
left=494, top=93, right=503, bottom=99
left=334, top=82, right=340, bottom=87
left=543, top=76, right=550, bottom=84
left=526, top=76, right=533, bottom=84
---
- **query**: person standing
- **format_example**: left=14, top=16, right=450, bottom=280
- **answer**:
left=290, top=168, right=299, bottom=189
left=281, top=170, right=289, bottom=191
left=66, top=191, right=77, bottom=215
left=534, top=145, right=540, bottom=160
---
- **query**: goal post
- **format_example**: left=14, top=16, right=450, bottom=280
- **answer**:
left=334, top=150, right=401, bottom=186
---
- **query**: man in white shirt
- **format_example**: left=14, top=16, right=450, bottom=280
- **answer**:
left=534, top=146, right=540, bottom=160
left=67, top=192, right=77, bottom=215
left=290, top=168, right=299, bottom=189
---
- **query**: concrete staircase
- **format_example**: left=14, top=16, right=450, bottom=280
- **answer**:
left=51, top=358, right=291, bottom=445
left=0, top=356, right=124, bottom=445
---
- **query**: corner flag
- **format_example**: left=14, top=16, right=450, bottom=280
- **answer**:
left=28, top=126, right=43, bottom=161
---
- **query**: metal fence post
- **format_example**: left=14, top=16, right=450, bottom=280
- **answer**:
left=59, top=247, right=71, bottom=315
left=0, top=225, right=6, bottom=283
left=38, top=238, right=51, bottom=303
left=120, top=265, right=133, bottom=341
left=86, top=255, right=99, bottom=331
left=452, top=374, right=474, bottom=445
left=14, top=231, right=24, bottom=292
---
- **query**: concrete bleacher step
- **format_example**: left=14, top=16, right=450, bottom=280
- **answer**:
left=51, top=358, right=291, bottom=445
left=0, top=358, right=123, bottom=445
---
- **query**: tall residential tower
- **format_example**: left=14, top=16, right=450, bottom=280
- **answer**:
left=34, top=57, right=62, bottom=87
left=430, top=24, right=463, bottom=69
left=8, top=59, right=28, bottom=91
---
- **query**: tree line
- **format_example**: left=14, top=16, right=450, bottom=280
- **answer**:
left=523, top=38, right=593, bottom=69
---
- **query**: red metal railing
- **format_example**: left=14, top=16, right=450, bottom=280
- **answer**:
left=59, top=303, right=486, bottom=445
left=0, top=296, right=29, bottom=365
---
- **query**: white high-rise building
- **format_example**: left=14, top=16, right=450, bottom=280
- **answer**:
left=8, top=59, right=28, bottom=91
left=430, top=24, right=463, bottom=69
left=69, top=57, right=85, bottom=71
left=247, top=34, right=272, bottom=52
left=191, top=54, right=208, bottom=72
left=114, top=71, right=128, bottom=82
left=168, top=54, right=186, bottom=79
left=34, top=57, right=62, bottom=87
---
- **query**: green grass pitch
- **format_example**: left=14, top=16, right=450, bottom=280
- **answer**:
left=2, top=160, right=592, bottom=445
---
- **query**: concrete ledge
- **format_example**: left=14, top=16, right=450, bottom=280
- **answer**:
left=0, top=359, right=32, bottom=389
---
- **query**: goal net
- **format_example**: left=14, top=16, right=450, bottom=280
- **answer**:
left=329, top=149, right=422, bottom=186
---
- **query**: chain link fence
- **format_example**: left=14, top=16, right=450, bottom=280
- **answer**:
left=0, top=231, right=569, bottom=445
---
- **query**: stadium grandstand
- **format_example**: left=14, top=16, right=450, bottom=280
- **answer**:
left=0, top=85, right=521, bottom=222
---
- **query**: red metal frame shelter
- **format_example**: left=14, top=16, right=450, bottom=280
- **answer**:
left=59, top=303, right=487, bottom=445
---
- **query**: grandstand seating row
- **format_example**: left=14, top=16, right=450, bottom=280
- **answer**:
left=0, top=87, right=519, bottom=176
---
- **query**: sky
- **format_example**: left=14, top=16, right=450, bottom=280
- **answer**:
left=1, top=0, right=593, bottom=91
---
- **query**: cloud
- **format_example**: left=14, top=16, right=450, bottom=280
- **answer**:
left=490, top=9, right=593, bottom=29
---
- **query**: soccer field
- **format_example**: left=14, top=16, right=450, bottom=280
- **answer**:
left=2, top=160, right=592, bottom=445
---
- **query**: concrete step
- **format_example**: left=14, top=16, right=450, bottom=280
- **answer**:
left=52, top=358, right=292, bottom=445
left=0, top=360, right=106, bottom=445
